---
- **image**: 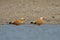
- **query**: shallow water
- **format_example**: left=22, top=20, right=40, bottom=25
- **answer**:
left=0, top=24, right=60, bottom=40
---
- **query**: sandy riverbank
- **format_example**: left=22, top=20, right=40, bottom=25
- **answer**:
left=0, top=0, right=60, bottom=24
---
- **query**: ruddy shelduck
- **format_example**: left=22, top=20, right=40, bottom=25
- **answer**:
left=9, top=18, right=25, bottom=25
left=31, top=17, right=44, bottom=25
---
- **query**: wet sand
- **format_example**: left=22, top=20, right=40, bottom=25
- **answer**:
left=0, top=0, right=60, bottom=24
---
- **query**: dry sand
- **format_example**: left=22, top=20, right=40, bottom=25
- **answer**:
left=0, top=0, right=60, bottom=24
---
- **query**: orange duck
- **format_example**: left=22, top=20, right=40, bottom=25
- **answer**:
left=9, top=18, right=25, bottom=25
left=30, top=17, right=44, bottom=25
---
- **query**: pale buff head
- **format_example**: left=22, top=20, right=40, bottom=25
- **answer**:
left=20, top=18, right=25, bottom=20
left=40, top=17, right=44, bottom=20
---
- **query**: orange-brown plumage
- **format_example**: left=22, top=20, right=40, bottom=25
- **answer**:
left=34, top=19, right=43, bottom=25
left=9, top=18, right=25, bottom=25
left=13, top=20, right=24, bottom=25
left=31, top=17, right=44, bottom=25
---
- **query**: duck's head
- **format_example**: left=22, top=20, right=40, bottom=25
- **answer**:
left=40, top=17, right=44, bottom=20
left=20, top=18, right=25, bottom=21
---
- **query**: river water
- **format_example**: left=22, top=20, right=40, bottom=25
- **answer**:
left=0, top=24, right=60, bottom=40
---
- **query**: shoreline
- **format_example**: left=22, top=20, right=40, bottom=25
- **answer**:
left=0, top=0, right=60, bottom=24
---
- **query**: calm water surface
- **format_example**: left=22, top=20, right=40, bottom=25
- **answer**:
left=0, top=24, right=60, bottom=40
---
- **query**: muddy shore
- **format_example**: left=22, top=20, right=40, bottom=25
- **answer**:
left=0, top=0, right=60, bottom=24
